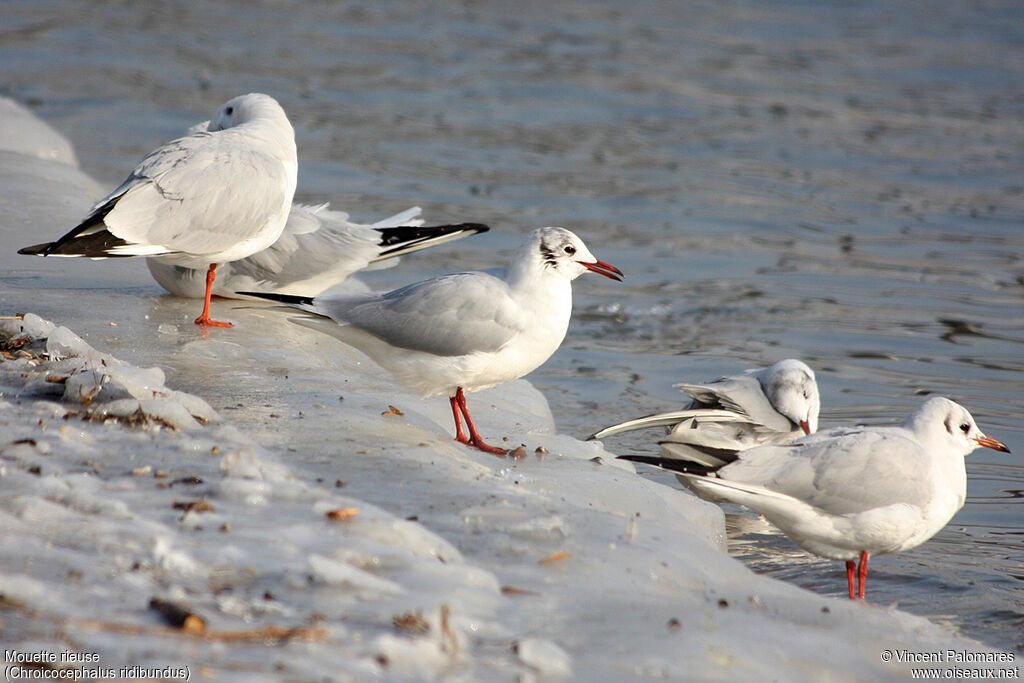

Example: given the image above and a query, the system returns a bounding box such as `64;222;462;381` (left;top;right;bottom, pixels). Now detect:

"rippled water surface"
3;0;1023;652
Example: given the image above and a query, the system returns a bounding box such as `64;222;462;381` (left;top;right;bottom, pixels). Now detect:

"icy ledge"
1;313;218;430
0;311;993;682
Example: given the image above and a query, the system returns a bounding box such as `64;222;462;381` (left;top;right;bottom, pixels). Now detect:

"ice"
515;637;574;680
0;96;1010;680
2;314;217;430
0;98;78;166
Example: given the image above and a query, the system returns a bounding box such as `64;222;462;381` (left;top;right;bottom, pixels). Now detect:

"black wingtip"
18;242;54;256
235;291;315;306
374;222;490;258
617;455;716;476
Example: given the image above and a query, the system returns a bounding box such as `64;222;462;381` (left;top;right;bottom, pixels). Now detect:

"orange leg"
857;551;869;600
846;560;856;600
193;263;234;327
451;387;507;456
450;395;470;445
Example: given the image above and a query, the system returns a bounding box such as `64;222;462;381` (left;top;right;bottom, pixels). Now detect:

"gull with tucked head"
591;359;820;468
19;93;298;327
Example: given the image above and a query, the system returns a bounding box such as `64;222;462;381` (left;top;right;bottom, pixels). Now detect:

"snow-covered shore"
0;98;1003;681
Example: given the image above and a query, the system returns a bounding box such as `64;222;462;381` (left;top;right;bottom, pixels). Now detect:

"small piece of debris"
667;617;682;631
535;446;548;456
131;465;152;476
219;523;231;533
173;500;215;515
509;445;527;460
149;597;207;634
334;479;346;488
539;551;572;566
501;586;537;596
381;405;404;416
717;599;729;609
393;611;430;635
325;507;359;520
154;470;169;479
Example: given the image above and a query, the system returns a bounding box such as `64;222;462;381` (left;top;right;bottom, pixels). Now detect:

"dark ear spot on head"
944;416;955;434
540;243;557;266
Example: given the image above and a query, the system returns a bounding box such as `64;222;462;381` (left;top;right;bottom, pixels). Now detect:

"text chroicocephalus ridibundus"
242;226;623;455
18;93;298;327
146;202;489;298
619;396;1009;600
590;359;820;468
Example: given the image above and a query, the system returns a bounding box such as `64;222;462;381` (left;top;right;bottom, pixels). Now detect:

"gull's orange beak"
800;420;812;435
579;260;624;281
974;433;1010;453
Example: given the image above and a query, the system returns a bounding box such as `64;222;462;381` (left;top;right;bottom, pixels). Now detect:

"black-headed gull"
242;227;623;454
18;93;298;327
146;203;489;298
620;396;1009;599
590;359;820;467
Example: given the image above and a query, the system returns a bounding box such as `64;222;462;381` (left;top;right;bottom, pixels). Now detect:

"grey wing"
320;272;522;356
101;131;290;255
723;430;932;515
221;204;380;288
679;375;795;433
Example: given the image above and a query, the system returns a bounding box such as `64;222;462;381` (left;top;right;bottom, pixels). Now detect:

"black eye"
960;423;970;434
225;106;234;116
564;245;576;255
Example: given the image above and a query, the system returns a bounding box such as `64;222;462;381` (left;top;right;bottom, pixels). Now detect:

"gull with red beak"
242;227;622;454
591;359;820;468
619;396;1010;600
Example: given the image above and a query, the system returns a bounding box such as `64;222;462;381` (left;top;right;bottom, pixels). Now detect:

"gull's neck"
504;246;569;295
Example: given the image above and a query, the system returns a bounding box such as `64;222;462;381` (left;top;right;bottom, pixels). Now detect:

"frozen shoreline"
0;98;1007;680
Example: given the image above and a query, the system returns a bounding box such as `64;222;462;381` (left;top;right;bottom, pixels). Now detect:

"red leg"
857;551;869;600
450;395;470;445
193;264;234;327
453;387;507;456
846;560;856;600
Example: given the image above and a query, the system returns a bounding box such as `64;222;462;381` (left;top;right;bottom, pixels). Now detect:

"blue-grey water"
3;0;1023;653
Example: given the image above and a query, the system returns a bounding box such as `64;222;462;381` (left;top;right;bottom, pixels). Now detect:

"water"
3;0;1023;656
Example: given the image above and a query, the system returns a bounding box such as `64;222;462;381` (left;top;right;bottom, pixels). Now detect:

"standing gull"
590;359;820;467
146;119;490;299
18;93;298;327
620;397;1009;599
243;227;623;454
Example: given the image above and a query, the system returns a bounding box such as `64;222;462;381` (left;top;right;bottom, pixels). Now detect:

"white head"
760;359;820;435
208;93;294;136
904;396;1009;457
515;227;623;283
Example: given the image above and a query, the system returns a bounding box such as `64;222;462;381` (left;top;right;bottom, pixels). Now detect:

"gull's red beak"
974;433;1011;453
579;260;624;281
800;420;812;435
